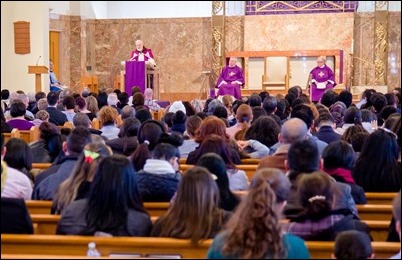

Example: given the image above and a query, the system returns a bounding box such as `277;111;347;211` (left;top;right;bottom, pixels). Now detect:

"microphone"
36;56;41;66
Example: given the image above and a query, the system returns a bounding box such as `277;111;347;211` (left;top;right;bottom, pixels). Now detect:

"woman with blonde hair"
151;166;231;245
52;143;112;214
207;168;310;259
85;95;99;117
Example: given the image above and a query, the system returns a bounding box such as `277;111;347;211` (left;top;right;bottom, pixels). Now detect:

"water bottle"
87;242;101;257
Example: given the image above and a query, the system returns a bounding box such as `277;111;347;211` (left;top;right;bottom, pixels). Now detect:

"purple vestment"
309;65;336;102
130;48;155;62
215;65;245;99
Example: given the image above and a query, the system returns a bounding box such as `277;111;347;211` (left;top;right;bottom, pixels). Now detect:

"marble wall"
88;18;212;101
244;13;354;87
50;11;400;101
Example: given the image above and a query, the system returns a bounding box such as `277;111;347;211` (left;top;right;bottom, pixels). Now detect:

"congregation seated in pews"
1;86;401;259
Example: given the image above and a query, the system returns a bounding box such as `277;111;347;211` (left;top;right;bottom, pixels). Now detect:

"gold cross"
318;71;325;77
229;71;235;77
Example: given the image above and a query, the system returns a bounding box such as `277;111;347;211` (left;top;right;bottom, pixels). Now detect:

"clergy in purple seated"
215;57;245;100
308;56;336;102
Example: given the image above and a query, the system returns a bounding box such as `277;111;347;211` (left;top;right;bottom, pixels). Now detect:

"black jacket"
1;197;33;234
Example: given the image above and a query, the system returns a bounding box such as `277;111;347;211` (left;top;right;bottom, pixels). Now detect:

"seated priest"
215;57;244;100
308;56;336;103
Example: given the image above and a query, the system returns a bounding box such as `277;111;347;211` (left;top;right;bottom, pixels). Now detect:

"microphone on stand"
36;56;41;66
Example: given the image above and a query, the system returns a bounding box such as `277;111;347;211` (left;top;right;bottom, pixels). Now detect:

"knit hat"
169;101;186;114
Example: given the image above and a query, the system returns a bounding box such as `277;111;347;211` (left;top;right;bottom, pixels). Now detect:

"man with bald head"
257;118;307;171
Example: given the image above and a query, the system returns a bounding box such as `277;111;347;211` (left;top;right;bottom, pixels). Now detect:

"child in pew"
56;155;152;237
333;230;374;259
207;168;310;259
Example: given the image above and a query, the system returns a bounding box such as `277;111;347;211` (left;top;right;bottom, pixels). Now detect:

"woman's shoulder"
283;233;310;259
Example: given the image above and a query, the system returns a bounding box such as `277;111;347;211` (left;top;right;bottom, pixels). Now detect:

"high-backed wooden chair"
115;115;123;127
3;128;20;144
19;126;39;144
91;118;100;130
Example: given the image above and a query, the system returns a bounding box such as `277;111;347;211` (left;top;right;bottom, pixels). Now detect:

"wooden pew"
19;126;39;143
1;235;399;259
31;163;52;171
143;202;169;217
179;158;261;165
365;192;397;205
26;200;52;215
30;215;159;235
0;234;212;258
180;164;257;182
305;241;400;259
357;204;393;221
31;214;61;235
363;220;391;242
26;201;169;218
3;128;20;144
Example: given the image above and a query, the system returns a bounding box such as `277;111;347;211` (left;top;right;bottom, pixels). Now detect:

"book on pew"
145;254;181;259
108;253;142;258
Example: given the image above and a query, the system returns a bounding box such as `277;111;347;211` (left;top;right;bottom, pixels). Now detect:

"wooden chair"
152;109;164;121
91;118;100;130
18;126;39;144
3;128;20;144
357;204;393;221
115;115;123;127
365;192;397;205
0;234;212;258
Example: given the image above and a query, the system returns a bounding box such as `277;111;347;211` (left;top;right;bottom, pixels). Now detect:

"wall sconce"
217;42;222;57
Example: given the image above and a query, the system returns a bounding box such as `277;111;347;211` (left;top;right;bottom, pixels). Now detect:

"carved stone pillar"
374;1;388;86
211;1;225;91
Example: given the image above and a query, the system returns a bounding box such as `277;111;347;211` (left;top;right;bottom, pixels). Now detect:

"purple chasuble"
215;65;245;99
309;65;336;102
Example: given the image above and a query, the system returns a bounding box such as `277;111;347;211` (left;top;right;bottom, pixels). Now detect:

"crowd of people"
1;81;401;258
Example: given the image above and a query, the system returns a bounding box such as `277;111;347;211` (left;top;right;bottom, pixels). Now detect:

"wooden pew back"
1;235;399;259
365;192;397;205
19;126;39;143
1;234;211;258
179;164;257;182
26;201;169;218
357;204;393;221
3;129;20;144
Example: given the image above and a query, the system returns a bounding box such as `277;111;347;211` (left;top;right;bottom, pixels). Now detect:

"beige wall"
1;1;49;94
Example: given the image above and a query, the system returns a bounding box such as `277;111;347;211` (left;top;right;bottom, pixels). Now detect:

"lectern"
28;65;48;92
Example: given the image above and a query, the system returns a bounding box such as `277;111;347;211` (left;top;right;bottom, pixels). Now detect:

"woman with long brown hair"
151;166;231;245
207;168;310;259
